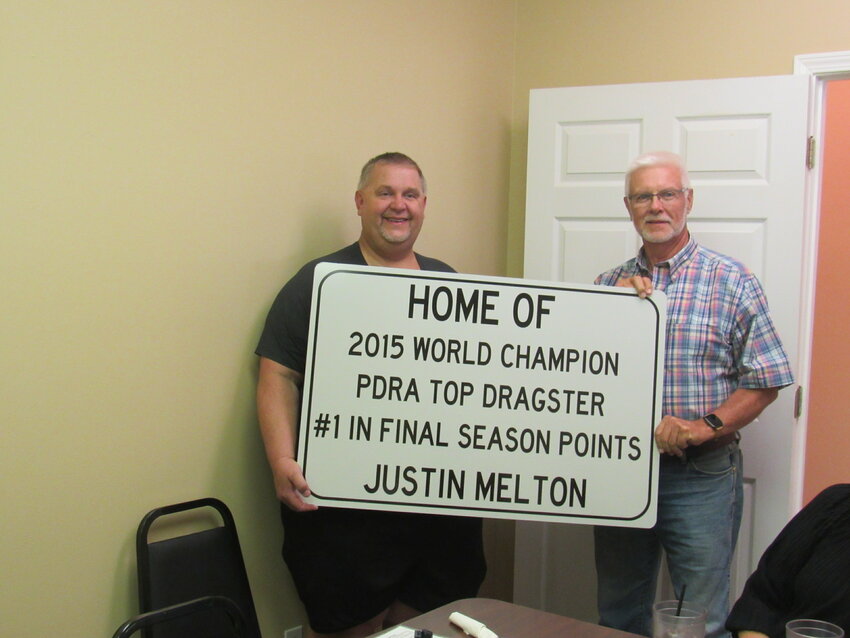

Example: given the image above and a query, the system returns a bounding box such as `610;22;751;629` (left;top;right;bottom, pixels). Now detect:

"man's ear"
354;190;364;212
623;197;634;220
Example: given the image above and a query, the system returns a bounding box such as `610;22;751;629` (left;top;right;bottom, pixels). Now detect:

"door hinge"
806;136;816;170
794;385;804;419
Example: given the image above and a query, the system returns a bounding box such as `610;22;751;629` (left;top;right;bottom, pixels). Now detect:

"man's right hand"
616;275;653;298
273;456;318;512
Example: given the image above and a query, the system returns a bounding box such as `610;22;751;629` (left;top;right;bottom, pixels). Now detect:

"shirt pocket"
667;318;731;369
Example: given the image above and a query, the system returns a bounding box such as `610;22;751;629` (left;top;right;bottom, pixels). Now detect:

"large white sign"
298;263;665;527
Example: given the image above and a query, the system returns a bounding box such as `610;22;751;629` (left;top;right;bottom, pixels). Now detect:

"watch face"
704;414;724;430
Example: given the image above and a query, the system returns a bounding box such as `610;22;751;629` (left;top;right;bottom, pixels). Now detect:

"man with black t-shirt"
255;152;485;638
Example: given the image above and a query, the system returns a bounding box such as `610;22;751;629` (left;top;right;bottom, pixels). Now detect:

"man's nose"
390;194;407;209
648;194;665;210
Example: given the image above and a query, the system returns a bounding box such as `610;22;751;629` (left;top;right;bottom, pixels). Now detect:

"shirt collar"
636;235;697;276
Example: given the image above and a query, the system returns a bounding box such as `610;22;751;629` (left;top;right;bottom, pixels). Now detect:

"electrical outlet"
284;625;303;638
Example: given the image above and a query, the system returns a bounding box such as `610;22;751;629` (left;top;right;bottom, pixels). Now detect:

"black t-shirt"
726;484;850;638
255;242;454;374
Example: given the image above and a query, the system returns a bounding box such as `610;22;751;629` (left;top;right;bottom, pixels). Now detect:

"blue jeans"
594;444;743;638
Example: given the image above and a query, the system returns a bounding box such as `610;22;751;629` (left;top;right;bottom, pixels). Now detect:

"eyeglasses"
627;188;689;206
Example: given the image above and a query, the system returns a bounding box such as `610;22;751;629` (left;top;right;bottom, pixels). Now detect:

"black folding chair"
136;497;262;638
111;596;245;638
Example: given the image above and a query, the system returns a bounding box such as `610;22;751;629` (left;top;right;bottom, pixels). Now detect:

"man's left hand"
654;415;715;457
615;275;653;298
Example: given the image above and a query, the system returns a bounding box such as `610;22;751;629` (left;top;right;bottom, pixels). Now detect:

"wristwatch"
703;413;725;432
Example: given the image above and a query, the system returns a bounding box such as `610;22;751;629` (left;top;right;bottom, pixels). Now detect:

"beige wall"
0;2;514;637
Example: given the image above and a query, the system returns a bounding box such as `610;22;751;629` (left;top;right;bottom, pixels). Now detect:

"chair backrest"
112;596;246;638
136;498;262;638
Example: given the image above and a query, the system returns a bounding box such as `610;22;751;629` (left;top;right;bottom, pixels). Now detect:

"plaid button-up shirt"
595;236;794;420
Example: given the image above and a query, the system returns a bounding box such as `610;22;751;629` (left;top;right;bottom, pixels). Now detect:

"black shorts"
280;506;486;633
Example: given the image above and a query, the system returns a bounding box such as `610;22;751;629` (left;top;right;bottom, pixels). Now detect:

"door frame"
791;50;850;510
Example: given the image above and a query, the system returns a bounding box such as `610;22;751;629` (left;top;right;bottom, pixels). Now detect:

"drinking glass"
652;600;707;638
786;619;844;638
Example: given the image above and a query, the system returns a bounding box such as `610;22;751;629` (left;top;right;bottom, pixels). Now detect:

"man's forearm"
256;358;303;469
656;386;781;455
709;386;779;435
256;358;317;510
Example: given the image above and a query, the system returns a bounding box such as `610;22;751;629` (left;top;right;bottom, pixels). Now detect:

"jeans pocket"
690;448;736;476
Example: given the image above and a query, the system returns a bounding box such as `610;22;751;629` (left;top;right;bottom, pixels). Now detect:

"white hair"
624;151;691;196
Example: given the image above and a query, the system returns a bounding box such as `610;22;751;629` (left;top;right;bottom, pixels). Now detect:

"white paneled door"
518;75;809;618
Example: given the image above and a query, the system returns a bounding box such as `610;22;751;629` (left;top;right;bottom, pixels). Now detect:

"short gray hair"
357;152;427;193
624;151;691;196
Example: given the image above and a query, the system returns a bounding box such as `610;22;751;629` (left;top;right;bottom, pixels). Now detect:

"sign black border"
300;266;663;522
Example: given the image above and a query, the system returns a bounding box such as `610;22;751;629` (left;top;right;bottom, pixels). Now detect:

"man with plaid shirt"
593;151;794;638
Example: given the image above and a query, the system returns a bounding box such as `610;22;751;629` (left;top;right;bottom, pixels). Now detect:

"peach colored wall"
804;78;850;502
